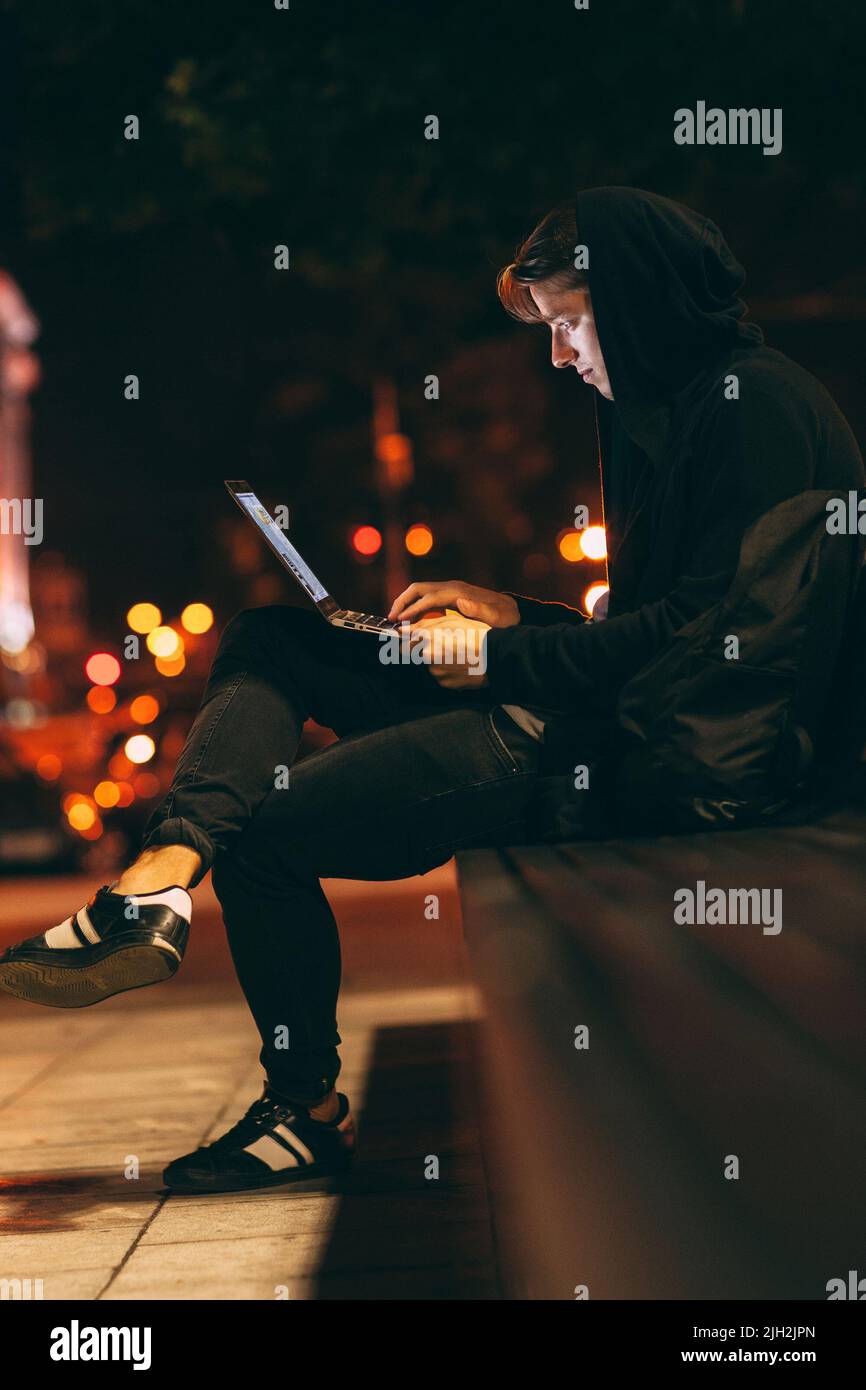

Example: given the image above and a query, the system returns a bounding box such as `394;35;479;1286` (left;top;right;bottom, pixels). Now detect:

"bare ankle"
115;846;202;895
308;1089;339;1123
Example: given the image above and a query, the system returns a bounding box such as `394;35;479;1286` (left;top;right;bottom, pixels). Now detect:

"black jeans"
142;605;545;1104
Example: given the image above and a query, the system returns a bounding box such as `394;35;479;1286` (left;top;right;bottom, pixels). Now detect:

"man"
1;187;863;1193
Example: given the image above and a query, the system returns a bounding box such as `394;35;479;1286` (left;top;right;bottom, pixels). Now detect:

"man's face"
530;282;613;400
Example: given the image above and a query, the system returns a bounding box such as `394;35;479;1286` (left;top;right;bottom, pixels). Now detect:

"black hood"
576;187;763;461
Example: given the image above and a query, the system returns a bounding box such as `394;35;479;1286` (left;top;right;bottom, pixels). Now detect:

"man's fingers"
390;591;444;620
390;586;458;620
398;600;446;621
387;583;424;619
389;581;463;619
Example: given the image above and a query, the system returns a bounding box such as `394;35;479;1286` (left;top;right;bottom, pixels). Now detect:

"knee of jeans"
219;604;281;646
213;830;294;901
217;604;309;660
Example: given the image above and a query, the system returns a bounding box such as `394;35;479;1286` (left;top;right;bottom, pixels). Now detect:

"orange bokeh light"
35;753;62;781
85;652;121;686
87;685;117;714
155;653;186;677
130;694;160;724
68;801;97;831
94;780;121;809
181;603;214;635
127;603;162;634
405;524;433;557
558;531;585;563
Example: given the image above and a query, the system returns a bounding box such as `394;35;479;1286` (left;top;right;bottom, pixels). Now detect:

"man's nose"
551;330;574;369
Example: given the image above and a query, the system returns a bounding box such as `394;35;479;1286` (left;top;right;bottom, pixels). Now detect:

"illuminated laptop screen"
233;491;328;604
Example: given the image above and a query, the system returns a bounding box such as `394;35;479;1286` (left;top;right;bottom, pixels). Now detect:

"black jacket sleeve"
485;387;816;714
503;590;587;627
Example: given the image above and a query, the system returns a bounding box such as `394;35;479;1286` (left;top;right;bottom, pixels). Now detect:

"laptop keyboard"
340;611;399;629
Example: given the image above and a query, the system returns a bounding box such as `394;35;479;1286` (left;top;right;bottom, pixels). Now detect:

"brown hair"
497;201;588;323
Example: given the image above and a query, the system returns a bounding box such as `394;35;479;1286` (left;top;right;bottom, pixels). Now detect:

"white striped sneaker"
0;884;191;1008
163;1087;357;1194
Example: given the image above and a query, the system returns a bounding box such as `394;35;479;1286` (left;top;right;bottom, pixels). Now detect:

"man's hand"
388;580;520;628
408;614;491;689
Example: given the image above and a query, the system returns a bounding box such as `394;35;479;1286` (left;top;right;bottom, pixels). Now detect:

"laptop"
225;479;401;635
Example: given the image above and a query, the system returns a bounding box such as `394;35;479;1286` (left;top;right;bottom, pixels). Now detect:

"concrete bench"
457;794;866;1299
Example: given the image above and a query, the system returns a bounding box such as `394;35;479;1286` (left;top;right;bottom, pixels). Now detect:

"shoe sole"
162;1153;356;1195
0;941;181;1008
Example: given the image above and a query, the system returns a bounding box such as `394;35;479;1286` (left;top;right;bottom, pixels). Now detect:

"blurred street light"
85;651;121;686
146;626;183;658
405;524;433;556
127;602;162;634
130;694;160;724
584;582;610;616
558;531;584;563
180;603;213;634
351;525;382;557
579;525;607;560
86;686;116;713
124;734;155;764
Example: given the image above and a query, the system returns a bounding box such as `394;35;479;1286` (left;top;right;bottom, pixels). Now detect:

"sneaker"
0;885;191;1008
163;1088;357;1194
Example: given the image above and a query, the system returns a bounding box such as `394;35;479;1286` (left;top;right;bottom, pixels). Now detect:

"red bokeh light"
352;525;382;557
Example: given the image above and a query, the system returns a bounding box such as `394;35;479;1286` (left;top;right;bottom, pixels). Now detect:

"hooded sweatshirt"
484;187;865;776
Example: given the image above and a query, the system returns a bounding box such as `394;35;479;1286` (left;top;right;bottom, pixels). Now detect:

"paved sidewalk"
0;867;499;1300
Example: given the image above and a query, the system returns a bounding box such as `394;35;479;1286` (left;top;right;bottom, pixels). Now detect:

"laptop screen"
231;489;329;604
